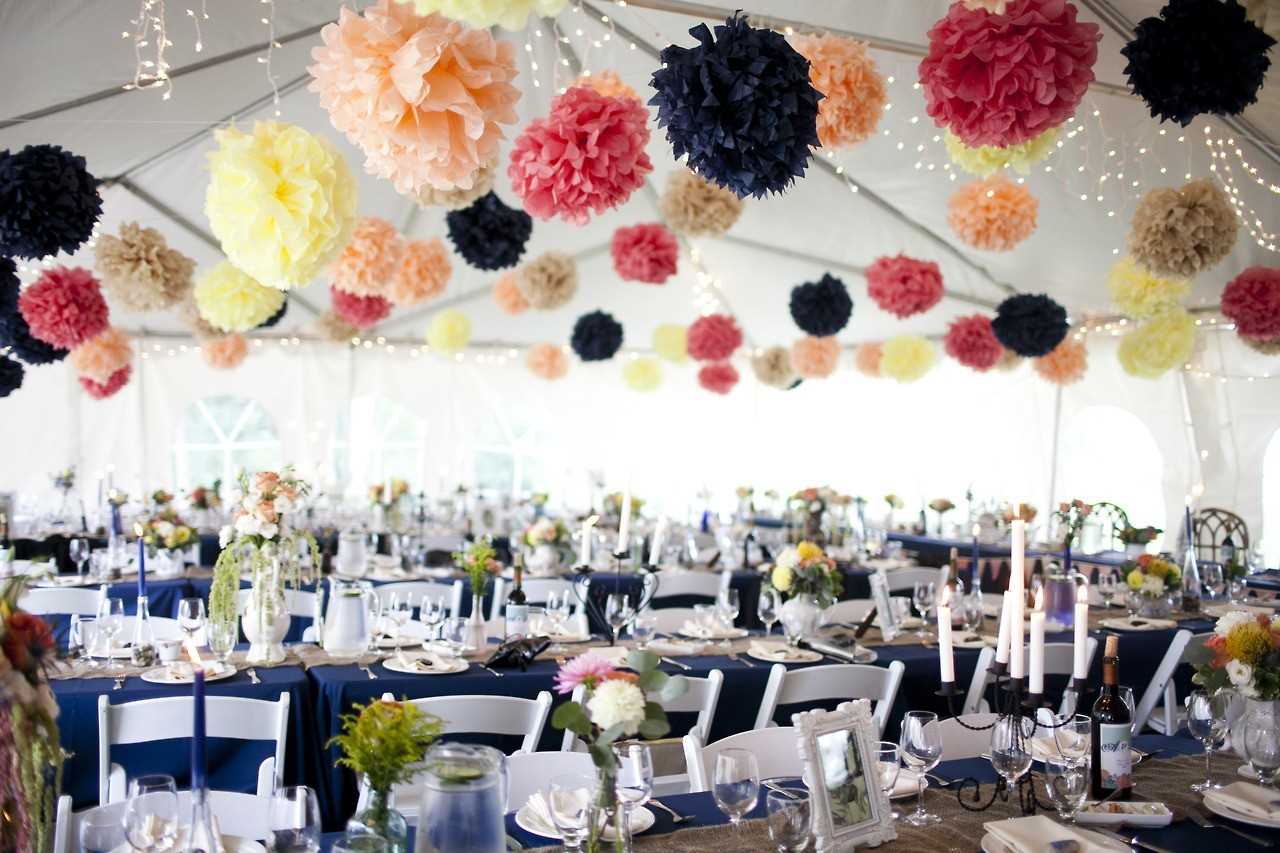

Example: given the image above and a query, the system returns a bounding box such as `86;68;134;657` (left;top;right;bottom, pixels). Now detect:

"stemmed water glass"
758;587;780;637
990;715;1034;788
1201;562;1225;601
605;594;632;646
877;741;902;820
1243;712;1280;786
912;582;935;641
717;589;741;631
712;748;760;830
630;612;657;649
69;614;96;668
960;589;984;636
1186;688;1233;791
177;598;206;647
1053;714;1091;765
1098;574;1118;608
544;591;569;654
268;785;321;852
548;772;597;853
69;537;90;579
615;743;654;848
123;774;179;852
386;591;412;659
899;710;943;826
765;788;811;852
96;597;124;656
419;594;445;644
208;618;236;666
1044;757;1089;823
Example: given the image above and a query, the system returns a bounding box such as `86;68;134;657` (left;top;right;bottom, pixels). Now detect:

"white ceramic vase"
243;593;290;664
527;544;560;576
464;593;487;652
779;594;823;646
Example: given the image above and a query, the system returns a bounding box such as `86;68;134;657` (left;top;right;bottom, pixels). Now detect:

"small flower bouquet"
1124;554;1181;616
769;541;843;608
524;517;570;549
1054;499;1093;550
1001;503;1038;525
1119;524;1161;546
188;481;222;511
142;507;197;552
151;489;174;507
106;489;129;508
1188;611;1280;700
369;479;410;507
454;539;502;599
884;493;904;511
927;498;954;515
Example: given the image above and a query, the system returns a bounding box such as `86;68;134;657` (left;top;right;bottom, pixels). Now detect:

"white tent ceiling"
1;0;1278;352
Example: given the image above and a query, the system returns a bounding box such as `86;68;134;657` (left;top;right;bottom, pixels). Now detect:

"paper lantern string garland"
446;192;532;271
570;311;624;362
790;274;853;336
991;293;1069;358
0;143;103;260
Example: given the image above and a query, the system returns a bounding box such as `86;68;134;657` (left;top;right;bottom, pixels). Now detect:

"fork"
112;675;125;691
247;667;261;685
1186;806;1274;847
358;662;379;680
481;664;504;678
648;799;694;824
725;647;754;668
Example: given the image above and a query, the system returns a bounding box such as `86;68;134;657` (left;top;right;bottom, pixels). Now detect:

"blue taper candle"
1184;504;1193;547
134;524;147;599
192;666;206;790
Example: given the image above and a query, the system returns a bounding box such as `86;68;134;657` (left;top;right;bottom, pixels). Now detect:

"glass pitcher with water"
415;744;508;853
1044;560;1086;628
323;578;376;655
337;527;369;577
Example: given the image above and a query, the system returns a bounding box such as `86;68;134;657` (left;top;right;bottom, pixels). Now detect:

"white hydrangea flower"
586;680;647;736
1215;611;1256;637
1226;659;1254;689
155;521;175;538
775;547;800;571
259;522;279;540
241;495;258;512
274;495;292;514
1141;576;1165;595
234;514;260;537
218;526;232;548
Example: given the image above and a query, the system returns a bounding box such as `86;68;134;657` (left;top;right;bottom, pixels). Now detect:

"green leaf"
627;649;659;673
597;723;627;745
588;742;617;770
659;674;689;703
636;669;668;693
552;702;592;737
639;717;670;740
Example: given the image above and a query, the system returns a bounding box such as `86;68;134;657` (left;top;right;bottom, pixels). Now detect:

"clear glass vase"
348;784;408;853
585;764;625;853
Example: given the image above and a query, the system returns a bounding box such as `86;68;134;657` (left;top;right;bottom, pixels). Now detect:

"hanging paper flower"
880;335;937;383
0;312;66;365
178;296;219;341
789;274;854;336
18;266;109;349
399;0;568;31
1121;0;1275;126
1128;179;1238;279
576;70;639;103
698;361;739;394
658;170;743;238
854;342;883;377
687;314;743;362
652;324;688;363
791;34;886;148
751;346;797;389
996;350;1024;371
446;192;532;270
203;334;249;370
0;143;103;260
517;252;578;310
0;257;15;316
389;238;451;307
94;222;195;312
1221;266;1280;339
309;0;520;196
961;0;1011;11
508;86;652;225
1118;306;1196;378
1107;257;1190;319
650;14;822;199
992;293;1069;357
526;342;569;380
944;315;1004;371
943;128;1059;177
1241;335;1280;356
70;327;133;384
0;355;23;398
570;311;623;362
948;176;1038;251
331;285;392;330
622;357;663;392
918;0;1100;148
790;336;841;378
425;308;472;353
492;271;528;315
866;255;944;318
611;224;678;284
331;217;405;298
415;161;496;211
193;262;287;333
1034;338;1088;385
205;121;358;290
256;301;288;330
315;311;358;345
80;364;131;400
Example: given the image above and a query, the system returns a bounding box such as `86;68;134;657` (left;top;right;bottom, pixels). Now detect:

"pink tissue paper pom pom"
866;254;944;318
389;238;451;306
70;327;133;384
203;334;248;370
854;342;883;377
918;0;1100;148
1221;266;1280;340
80;364;131;400
790;336;841;378
944;314;1005;371
947;176;1038;251
508;86;653;225
493;271;529;315
611;223;678;284
698;361;739;394
331;217;404;298
18;265;109;349
526;342;569;380
686;313;743;362
331;285;393;330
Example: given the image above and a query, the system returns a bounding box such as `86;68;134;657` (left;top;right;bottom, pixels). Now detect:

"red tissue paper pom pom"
611;223;678;284
866;254;944;318
508;86;653;225
918;0;1101;148
944;314;1005;371
331;284;392;330
1221;266;1280;340
686;313;743;361
18;265;109;349
80;364;131;400
698;360;739;394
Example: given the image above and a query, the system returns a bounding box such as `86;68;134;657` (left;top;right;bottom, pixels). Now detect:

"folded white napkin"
1205;782;1280;820
748;640;807;661
984;815;1126;853
593;646;630;666
889;769;923;798
525;791;561;835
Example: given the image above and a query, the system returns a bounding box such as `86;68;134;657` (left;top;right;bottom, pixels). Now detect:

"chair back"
754;661;904;735
494;577;578;609
1193;508;1249;561
505;751;596;810
1146;631;1214;734
55;791;273;853
881;568;941;594
650;570;729;604
966;641;1097;716
925;713;1001;760
372;580;464;617
821;598;874;625
962;647;997;714
1133;629;1192;734
682;728;800;793
18;585;106;616
561;670;723;752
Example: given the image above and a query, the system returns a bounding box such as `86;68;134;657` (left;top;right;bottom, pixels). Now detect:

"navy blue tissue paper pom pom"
790;273;853;336
256;300;288;330
446;192;533;271
0;144;103;260
0;354;23;398
992;293;1069;358
570;310;624;362
0;266;68;365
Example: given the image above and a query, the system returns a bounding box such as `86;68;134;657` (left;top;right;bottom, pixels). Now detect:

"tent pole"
1046;384;1063;533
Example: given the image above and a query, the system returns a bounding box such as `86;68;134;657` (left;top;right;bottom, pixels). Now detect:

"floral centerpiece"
928;497;955;534
523;518;570;574
370;479;410;534
1000;503;1038;525
0;578;63;852
188;481;222;511
790;486;850;543
603;492;644;518
454;540;502;649
1054;499;1092;554
1124;553;1181;617
151;489;174;507
141;507;197;576
1188;610;1280;762
551;650;687;852
1119;524;1160;556
769;541;843;643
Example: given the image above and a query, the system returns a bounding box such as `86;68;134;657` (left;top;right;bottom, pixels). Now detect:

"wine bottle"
1090;635;1132;800
506;556;528;638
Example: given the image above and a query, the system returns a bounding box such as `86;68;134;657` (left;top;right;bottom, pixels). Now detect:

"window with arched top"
1263;427;1280;567
175;396;281;489
330;395;427;493
472;410;550;496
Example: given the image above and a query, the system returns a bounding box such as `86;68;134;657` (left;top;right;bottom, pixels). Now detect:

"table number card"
869;572;900;641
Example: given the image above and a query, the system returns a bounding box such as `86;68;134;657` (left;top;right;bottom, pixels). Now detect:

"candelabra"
571;552;659;645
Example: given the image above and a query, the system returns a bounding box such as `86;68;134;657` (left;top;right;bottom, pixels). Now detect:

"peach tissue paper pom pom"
331;285;392;330
1220;266;1280;340
1034;338;1087;385
698;361;739;395
944;315;1004;371
790;336;841;379
526;342;569;380
203;334;248;370
492;271;529;315
70;327;133;384
81;364;131;400
866;254;944;318
790;33;886;148
611;223;678;284
576;70;640;103
331;217;405;298
389;238;451;306
508;86;653;225
948;176;1038;251
687;313;743;362
18;266;109;349
854;342;883;377
309;0;520;196
880;335;937;383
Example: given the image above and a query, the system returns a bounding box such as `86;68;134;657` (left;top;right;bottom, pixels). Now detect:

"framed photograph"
868;572;899;641
792;699;896;852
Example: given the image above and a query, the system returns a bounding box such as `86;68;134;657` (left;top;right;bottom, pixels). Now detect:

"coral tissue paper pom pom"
446;192;533;271
881;335;937;383
948;176;1038;251
0;143;103;260
992;293;1069;357
331;285;392;330
194;262;287;333
332;217;405;298
918;0;1100;148
623;357;663;391
1034;338;1088;385
203;334;248;370
790;33;886;148
1107;257;1189;319
612;224;678;284
401;0;569;31
790;336;841;379
752;346;797;389
570;310;624;361
492;271;528;315
389;238;451;307
518;252;578;310
425;308;472;353
509;86;653;225
854;342;883;377
309;0;520;196
525;342;569;380
1128;179;1237;279
944;315;1004;371
659;171;743;238
205;121;357;290
70;327;133;384
18;266;109;349
1221;266;1280;340
698;361;739;394
81;364;131;400
866;255;944;319
1118;306;1196;378
94;222;195;312
687;313;743;361
652;324;688;363
790;274;853;336
0;354;23;398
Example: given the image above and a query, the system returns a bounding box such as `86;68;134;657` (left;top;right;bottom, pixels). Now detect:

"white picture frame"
869;572;899;642
793;699;897;852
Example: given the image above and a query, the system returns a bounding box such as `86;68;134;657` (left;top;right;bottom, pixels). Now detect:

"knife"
1092;826;1177;853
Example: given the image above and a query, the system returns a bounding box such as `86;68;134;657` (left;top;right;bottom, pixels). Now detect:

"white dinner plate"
979;828;1127;853
381;652;469;676
1098;617;1178;631
140;661;236;684
644;639;704;656
952;632;994;649
1204;603;1273;618
1203;790;1280;829
747;641;822;664
677;625;749;641
515;804;654;841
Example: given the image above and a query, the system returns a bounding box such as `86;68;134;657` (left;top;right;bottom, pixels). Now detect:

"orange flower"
605;671;640;684
256;501;279;524
254;471;280;493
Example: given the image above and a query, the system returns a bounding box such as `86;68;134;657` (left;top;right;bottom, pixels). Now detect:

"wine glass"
123;774;179;852
960;589;984;636
386;591;412;657
331;835;390;853
1125;590;1140;620
717;588;741;630
605;593;632;645
1098;573;1118;608
877;741;902;820
1044;757;1088;823
615;743;654;847
912;582;935;641
70;615;96;668
765;788;811;852
990;715;1033;787
419;594;445;643
1186;688;1232;791
440;617;468;659
899;710;942;826
177;598;206;647
548;772;597;853
543;591;569;654
1118;687;1136;724
630;612;657;649
1053;714;1091;764
69;537;90;579
268;785;321;852
78;808;125;853
712;748;760;829
758;587;779;637
208;618;237;665
96;597;124;656
1243;713;1280;786
1201;562;1225;601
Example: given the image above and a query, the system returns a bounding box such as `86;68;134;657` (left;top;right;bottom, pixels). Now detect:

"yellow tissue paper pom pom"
622;357;662;392
193;261;286;333
403;0;568;30
943;128;1058;177
771;564;793;593
1107;257;1190;319
425;308;471;353
1118;306;1196;379
205;121;358;290
652;323;688;363
880;335;936;383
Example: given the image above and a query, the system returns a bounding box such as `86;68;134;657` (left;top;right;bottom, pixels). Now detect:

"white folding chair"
97;692;290;806
821;598;874;625
55;791;272;853
650;570;730;605
1146;630;1211;734
505;751;597;810
487;577;507;622
682;728;801;793
925;713;1001;760
644;607;700;636
371;580;464;617
881;568;941;594
754;661;905;736
962;647;997;714
18;585;105;615
1132;629;1192;734
966;640;1098;717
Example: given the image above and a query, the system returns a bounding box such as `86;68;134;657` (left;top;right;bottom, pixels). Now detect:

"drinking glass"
1044;757;1088;822
605;594;632;644
177;598;206;646
877;741;902;820
543;591;569;653
630;612;657;649
1201;562;1225;600
419;594;445;642
1228;577;1248;604
1118;687;1136;723
386;591;412;655
268;785;321;852
331;834;390;853
208;618;237;665
712;748;760;829
899;710;942;826
69;537;90;578
1243;715;1280;786
548;772;597;853
1098;573;1118;608
123;774;179;852
96;597;124;654
717;588;741;630
69;614;95;667
1125;590;1140;620
990;715;1033;787
912;582;935;640
440;617;468;658
1186;688;1232;791
765;788;811;852
960;589;984;635
615;743;654;848
758;587;780;637
1053;714;1091;764
693;603;720;637
78;809;125;853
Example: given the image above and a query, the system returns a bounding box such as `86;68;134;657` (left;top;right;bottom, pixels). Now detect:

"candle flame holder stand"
571;552;659;646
